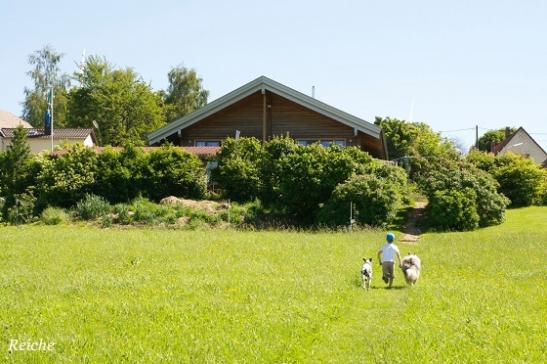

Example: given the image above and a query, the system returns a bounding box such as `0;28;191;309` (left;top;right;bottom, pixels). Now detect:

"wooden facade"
170;91;385;158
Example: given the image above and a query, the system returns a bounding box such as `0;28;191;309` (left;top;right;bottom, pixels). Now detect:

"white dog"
361;258;373;290
401;253;421;286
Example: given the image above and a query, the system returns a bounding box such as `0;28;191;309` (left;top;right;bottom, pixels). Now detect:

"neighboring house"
148;76;388;159
0;109;32;128
0;128;96;153
492;127;547;166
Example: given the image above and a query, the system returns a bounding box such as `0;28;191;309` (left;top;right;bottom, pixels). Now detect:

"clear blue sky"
1;0;546;150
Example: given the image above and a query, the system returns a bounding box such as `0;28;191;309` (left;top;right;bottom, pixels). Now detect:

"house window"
297;139;346;147
195;140;220;147
297;139;315;146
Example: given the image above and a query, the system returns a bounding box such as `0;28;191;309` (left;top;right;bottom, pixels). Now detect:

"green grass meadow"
0;207;545;363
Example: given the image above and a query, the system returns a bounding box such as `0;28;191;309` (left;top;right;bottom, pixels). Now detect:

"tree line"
21;45;208;146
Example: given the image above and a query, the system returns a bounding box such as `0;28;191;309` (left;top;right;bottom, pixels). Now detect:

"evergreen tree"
0;125;33;206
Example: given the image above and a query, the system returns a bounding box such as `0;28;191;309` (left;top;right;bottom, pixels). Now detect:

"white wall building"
492;127;547;166
0;128;96;153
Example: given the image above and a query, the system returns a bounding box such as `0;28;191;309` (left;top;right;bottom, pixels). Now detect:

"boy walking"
377;232;402;288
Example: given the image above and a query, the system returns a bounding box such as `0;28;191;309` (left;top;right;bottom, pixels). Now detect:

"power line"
438;126;547;135
438;127;475;133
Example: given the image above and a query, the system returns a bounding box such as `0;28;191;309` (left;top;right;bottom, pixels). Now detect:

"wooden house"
148;76;388;159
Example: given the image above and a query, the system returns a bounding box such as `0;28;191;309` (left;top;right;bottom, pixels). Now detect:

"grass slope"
0;207;545;363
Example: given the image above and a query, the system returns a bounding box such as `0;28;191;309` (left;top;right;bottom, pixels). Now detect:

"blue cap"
386;232;395;242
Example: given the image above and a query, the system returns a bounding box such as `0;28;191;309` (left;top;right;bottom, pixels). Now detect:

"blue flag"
44;88;52;135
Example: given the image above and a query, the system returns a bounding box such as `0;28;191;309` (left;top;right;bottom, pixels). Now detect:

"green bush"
200;137;381;224
494;155;544;207
425;188;480;231
94;146;146;203
142;146;206;201
6;192;36;225
318;174;403;227
213;138;263;202
260;136;299;204
466;149;497;173
274;144;373;224
131;197;176;224
113;203;132;225
40;207;69;225
35;144;98;208
75;194;111;220
0;126;34;199
417;160;509;228
471;169;510;226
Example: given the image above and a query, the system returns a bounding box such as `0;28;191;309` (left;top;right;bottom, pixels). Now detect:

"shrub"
494;154;544;207
94;146;146;203
374;117;459;177
471;168;510;226
142;146;206;201
274;144;375;224
131;197;176;224
260;136;299;204
5;192;36;225
0;125;33;198
425;188;480;231
466;149;497;173
75;194;111;220
40;207;69;225
35;144;98;208
213;138;263;202
417;160;509;229
113;203;132;225
317;174;403;227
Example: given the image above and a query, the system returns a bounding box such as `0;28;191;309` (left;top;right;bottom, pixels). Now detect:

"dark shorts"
382;261;394;279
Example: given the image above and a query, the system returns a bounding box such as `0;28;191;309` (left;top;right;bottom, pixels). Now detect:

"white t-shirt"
381;243;400;262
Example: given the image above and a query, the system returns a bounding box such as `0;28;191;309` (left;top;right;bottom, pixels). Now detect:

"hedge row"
467;150;547;207
213;136;410;226
0;142;206;222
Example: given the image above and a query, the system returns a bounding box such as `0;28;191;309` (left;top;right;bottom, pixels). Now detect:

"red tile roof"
52;146;220;157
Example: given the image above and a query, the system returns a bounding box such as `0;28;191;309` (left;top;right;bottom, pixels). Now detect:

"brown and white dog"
361;258;373;290
401;253;422;285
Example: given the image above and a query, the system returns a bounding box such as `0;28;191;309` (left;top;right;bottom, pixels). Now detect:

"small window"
297;139;315;146
296;139;346;147
320;140;332;148
195;140;220;147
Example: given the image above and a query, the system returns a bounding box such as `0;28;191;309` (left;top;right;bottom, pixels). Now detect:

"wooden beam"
262;89;267;141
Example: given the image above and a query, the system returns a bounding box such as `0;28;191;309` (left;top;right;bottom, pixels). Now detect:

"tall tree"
477;128;516;152
67;56;166;146
375;117;458;160
22;45;70;128
162;66;208;122
375;117;459;177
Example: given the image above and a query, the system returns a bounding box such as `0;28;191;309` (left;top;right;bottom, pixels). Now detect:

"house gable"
496;127;547;165
148;76;381;145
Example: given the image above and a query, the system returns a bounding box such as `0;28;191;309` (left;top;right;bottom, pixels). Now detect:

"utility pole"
475;125;479;149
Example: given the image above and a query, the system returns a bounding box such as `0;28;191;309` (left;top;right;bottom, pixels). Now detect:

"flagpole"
50;86;54;152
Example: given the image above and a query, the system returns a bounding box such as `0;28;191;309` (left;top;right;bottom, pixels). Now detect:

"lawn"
0;207;545;363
